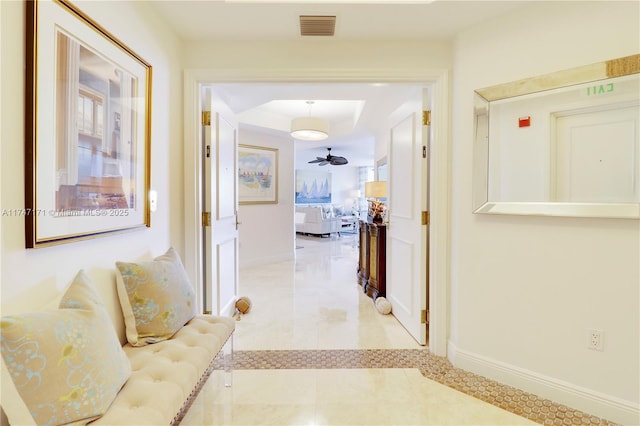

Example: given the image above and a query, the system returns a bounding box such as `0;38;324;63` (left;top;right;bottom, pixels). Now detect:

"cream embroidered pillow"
0;271;130;426
115;247;197;346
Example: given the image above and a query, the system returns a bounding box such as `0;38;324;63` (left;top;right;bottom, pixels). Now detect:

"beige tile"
182;369;537;426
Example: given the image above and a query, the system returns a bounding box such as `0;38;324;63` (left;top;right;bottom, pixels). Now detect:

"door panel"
387;95;428;345
391;121;414;218
203;88;239;316
218;238;237;315
217;115;237;219
388;236;414;313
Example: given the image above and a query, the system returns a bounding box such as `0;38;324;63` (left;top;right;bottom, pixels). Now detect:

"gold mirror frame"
473;54;640;219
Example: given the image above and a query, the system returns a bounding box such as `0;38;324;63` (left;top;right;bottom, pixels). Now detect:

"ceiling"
150;1;530;42
213;82;424;166
149;1;531;167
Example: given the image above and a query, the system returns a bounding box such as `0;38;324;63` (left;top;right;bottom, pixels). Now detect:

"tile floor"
180;233;614;426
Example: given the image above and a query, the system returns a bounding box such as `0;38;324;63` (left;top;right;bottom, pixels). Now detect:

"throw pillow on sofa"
115;247;197;346
0;270;131;426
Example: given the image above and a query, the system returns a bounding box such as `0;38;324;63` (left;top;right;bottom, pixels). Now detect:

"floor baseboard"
448;341;639;425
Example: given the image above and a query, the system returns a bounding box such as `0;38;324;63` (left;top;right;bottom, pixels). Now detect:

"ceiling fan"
308;148;349;166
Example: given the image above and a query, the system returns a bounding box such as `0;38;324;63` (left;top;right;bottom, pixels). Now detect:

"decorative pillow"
0;271;131;426
115;247;196;346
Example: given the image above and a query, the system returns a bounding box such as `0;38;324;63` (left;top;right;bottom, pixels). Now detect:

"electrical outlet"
587;329;604;351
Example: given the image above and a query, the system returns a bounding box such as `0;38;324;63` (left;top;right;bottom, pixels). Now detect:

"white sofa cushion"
0;271;130;426
115;248;197;346
295;206;341;235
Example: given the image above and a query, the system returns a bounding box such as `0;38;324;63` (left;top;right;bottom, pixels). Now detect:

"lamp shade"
365;181;387;199
290;117;329;141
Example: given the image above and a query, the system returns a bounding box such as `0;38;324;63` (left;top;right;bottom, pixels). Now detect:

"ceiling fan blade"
309;148;347;166
330;156;348;165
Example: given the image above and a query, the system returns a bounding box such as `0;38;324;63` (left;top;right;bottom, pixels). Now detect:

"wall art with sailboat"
295;170;332;204
239;144;278;204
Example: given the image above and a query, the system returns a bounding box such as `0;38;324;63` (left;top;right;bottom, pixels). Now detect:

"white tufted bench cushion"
89;315;235;425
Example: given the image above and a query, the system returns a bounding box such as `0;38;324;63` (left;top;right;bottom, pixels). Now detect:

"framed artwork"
295;170;332;204
238;144;278;204
25;0;152;248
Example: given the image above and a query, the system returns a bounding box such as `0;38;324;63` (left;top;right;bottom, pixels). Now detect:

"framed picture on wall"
24;0;152;248
238;144;278;204
295;170;332;204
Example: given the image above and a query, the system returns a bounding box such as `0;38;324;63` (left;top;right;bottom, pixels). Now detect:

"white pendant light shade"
290;116;329;141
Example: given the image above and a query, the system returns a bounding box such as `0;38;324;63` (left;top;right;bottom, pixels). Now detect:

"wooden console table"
357;221;386;300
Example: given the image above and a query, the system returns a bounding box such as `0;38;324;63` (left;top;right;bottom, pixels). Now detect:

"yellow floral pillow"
115;247;197;346
0;271;130;426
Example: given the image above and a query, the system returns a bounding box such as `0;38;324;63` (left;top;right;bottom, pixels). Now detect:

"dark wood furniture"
357;221;369;289
357;221;386;300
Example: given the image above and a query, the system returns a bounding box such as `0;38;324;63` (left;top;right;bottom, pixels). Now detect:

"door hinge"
202;211;211;227
202;111;211;126
206;145;211;158
421;309;429;324
421;211;430;225
422;145;427;158
422;110;431;126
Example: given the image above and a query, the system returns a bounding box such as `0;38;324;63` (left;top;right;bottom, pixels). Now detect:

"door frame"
183;68;451;357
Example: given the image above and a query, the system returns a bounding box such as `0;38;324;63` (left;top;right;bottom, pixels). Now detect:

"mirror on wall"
473;55;640;219
377;156;388;182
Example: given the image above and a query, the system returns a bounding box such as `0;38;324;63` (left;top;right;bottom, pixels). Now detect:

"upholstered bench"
1;248;235;426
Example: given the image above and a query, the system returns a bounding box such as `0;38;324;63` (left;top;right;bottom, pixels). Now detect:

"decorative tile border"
208;349;617;426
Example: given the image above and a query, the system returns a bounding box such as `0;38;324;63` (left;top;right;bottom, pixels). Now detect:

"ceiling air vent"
300;15;336;36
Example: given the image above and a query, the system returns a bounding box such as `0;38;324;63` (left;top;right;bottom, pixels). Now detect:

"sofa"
295;205;341;237
0;248;235;426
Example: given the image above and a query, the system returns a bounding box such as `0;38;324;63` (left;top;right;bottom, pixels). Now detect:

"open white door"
386;88;430;345
202;87;239;316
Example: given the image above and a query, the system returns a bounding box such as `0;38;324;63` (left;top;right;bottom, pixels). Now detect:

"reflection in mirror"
473;55;640;219
377;156;388;182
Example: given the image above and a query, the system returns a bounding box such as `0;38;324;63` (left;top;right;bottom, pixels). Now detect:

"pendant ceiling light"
290;101;329;141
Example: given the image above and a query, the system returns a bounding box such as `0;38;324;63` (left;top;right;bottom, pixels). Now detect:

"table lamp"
365;181;387;223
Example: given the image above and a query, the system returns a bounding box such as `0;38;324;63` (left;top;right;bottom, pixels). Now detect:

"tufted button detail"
88;315;234;425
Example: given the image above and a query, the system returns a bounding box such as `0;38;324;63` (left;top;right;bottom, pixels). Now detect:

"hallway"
179;234;540;425
234;233;422;351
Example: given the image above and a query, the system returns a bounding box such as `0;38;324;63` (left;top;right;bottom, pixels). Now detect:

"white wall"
183;39;451;73
0;0;183;313
238;128;295;268
450;2;639;424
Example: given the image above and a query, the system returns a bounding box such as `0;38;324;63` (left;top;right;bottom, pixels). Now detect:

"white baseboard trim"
447;341;640;425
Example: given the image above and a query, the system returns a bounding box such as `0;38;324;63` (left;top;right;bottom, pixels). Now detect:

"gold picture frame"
238;144;278;204
25;0;152;247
